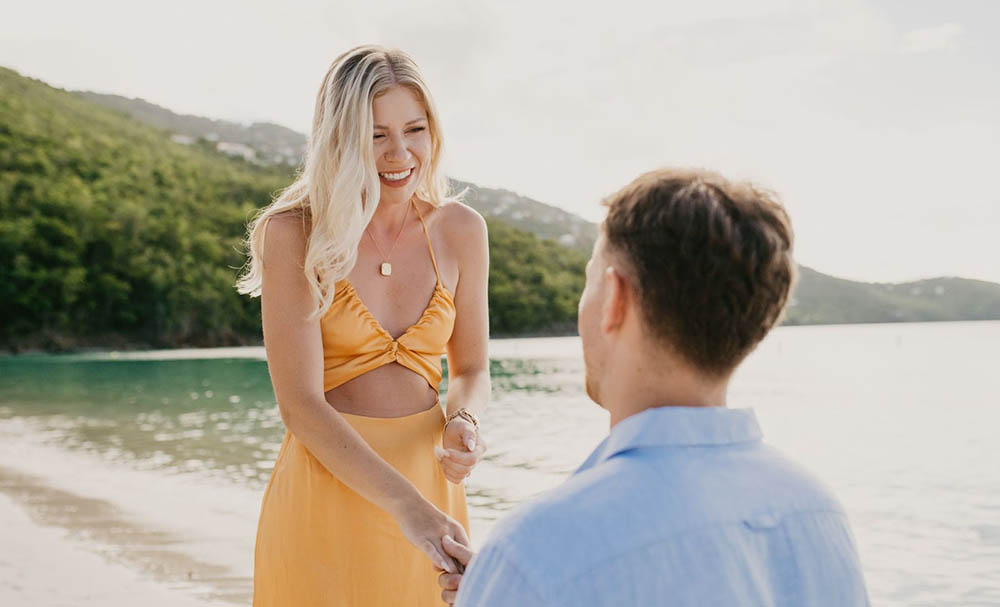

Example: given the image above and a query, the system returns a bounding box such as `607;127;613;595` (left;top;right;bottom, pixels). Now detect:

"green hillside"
784;267;1000;325
0;67;586;351
455;179;598;252
75;90;305;166
486;218;586;334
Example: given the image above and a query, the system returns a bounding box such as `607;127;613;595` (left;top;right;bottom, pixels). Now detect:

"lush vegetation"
0;67;586;351
487;218;586;334
1;67;288;350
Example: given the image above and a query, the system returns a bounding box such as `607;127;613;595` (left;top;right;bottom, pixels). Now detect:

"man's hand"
438;534;476;605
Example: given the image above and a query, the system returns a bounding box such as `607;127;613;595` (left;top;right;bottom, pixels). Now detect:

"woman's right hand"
395;498;471;574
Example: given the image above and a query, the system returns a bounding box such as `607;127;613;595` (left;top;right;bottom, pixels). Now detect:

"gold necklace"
364;201;411;276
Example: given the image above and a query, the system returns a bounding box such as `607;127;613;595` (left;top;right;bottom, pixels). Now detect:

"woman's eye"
373;134;385;140
407;127;426;134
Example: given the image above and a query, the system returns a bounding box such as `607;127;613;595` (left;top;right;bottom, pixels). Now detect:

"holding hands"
395;408;485;575
438;535;475;605
395;497;471;575
436;409;487;484
393;408;484;576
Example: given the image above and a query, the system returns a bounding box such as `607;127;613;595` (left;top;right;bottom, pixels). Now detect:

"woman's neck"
369;197;413;234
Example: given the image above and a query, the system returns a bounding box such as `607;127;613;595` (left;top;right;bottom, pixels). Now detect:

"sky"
2;0;998;283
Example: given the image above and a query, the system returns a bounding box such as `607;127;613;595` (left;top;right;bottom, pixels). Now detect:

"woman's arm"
260;213;467;570
439;206;491;482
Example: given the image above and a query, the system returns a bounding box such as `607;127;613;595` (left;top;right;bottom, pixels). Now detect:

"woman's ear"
600;266;629;334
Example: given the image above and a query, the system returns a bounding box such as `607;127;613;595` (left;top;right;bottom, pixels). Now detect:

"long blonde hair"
236;45;457;318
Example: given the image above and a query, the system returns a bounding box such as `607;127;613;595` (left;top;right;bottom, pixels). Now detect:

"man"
439;168;868;605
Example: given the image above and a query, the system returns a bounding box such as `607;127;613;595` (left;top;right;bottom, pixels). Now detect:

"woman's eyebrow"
373;117;428;129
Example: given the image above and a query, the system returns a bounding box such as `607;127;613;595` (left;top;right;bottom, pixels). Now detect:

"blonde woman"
237;46;490;606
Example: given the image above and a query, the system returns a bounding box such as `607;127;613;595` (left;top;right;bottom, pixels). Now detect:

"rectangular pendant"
380;262;392;276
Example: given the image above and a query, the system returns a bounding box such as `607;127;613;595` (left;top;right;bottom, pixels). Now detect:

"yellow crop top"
320;200;456;392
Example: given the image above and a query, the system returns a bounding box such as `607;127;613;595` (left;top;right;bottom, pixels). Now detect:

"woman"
236;46;490;606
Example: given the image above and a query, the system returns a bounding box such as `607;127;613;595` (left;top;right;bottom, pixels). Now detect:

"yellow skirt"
252;403;469;607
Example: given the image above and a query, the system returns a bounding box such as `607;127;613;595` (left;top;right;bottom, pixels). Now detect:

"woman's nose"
384;133;409;162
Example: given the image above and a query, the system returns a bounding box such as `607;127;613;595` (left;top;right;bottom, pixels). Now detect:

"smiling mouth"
378;168;414;182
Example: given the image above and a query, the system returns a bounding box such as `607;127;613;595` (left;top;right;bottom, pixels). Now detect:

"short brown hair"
602;168;796;376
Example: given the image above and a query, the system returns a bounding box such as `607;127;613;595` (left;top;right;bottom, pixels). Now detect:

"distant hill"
4;66;999;355
457;185;1000;325
75;91;306;166
0;66;586;351
784;268;1000;325
1;67;293;351
455;180;598;252
76;92;600;252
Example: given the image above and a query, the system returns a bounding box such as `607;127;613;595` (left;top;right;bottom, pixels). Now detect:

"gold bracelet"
445;408;479;429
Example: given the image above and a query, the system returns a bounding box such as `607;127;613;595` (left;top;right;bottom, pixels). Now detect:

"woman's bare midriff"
324;363;440;418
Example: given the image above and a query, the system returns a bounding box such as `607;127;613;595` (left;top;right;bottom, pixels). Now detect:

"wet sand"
0;422;257;606
0;487;238;607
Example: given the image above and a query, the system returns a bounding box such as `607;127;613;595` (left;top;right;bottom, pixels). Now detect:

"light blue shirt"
456;406;868;606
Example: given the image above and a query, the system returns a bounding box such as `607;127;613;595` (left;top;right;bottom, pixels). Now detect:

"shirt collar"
576;406;763;474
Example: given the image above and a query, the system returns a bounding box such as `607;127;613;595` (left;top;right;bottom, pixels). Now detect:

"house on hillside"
216;142;256;161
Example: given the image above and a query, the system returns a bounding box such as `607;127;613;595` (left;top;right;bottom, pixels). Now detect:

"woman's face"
371;85;432;206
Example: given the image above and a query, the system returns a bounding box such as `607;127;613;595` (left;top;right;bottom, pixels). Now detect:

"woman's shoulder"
433;200;487;238
261;210;311;266
268;209;312;238
431;202;488;273
269;208;310;226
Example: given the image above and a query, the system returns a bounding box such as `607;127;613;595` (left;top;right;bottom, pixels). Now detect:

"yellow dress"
253;200;468;606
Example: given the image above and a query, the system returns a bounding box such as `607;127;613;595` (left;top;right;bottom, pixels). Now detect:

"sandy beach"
0;491;223;607
0;417;258;606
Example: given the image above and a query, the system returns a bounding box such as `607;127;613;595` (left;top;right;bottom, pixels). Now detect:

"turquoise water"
0;357;284;484
0;355;599;494
1;321;999;606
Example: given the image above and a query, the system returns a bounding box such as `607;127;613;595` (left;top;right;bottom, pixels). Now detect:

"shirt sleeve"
454;541;553;607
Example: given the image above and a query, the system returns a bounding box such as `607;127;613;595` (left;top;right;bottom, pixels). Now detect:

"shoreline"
0;469;247;607
4;317;1000;357
0;419;259;606
0;491;219;607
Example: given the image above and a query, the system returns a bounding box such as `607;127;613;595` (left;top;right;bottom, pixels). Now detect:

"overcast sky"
3;0;998;283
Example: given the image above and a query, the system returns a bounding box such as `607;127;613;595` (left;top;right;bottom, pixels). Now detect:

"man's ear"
600;266;629;333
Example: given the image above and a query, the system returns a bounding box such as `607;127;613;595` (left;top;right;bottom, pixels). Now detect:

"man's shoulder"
464;436;866;606
477;456;658;583
743;442;847;512
480;441;849;578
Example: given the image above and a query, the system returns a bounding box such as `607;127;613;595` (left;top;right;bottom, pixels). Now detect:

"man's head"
578;168;796;406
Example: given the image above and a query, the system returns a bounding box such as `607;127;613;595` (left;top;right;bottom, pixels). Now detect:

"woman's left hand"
437;418;487;484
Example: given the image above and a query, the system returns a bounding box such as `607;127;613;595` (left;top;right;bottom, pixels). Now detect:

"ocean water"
1;321;998;605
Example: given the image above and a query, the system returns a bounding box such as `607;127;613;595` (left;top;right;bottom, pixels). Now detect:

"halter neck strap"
410;199;441;282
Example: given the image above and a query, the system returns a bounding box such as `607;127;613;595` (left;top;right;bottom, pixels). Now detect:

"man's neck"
601;341;730;428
